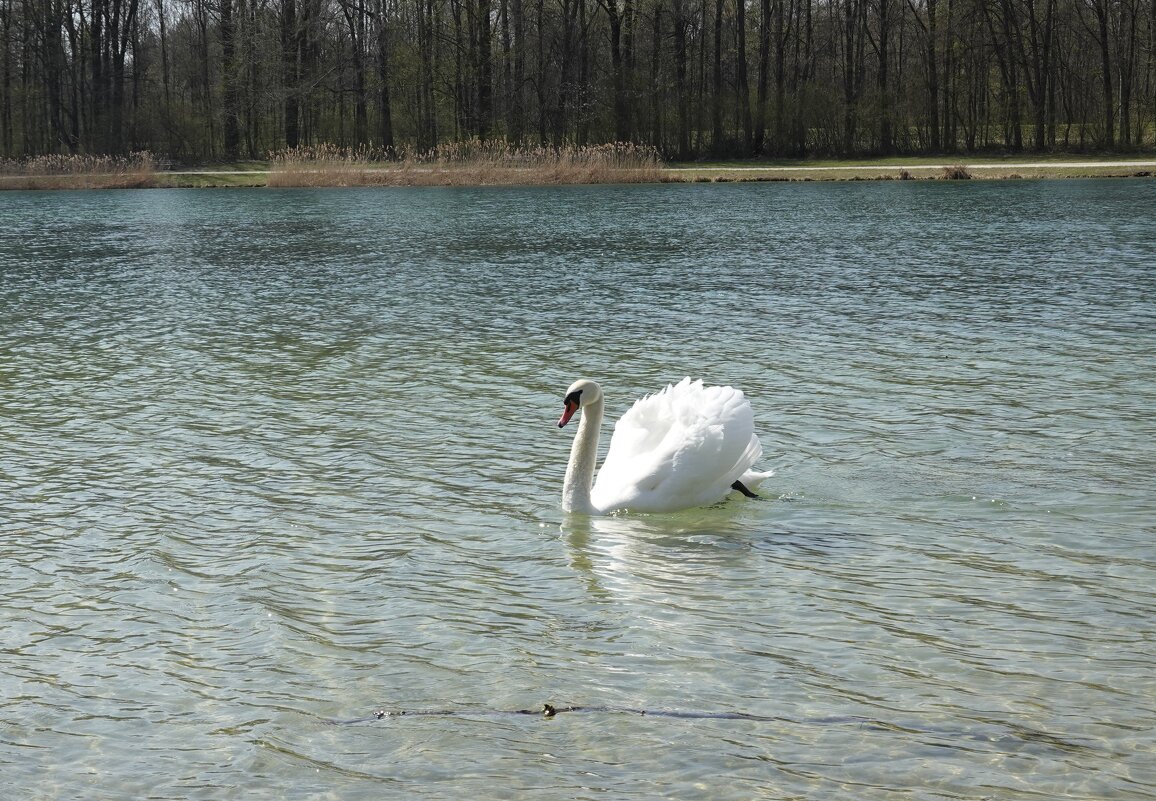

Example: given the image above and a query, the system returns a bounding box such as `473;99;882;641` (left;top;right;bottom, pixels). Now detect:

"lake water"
1;179;1154;800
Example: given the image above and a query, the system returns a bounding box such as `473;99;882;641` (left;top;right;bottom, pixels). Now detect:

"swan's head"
558;379;602;428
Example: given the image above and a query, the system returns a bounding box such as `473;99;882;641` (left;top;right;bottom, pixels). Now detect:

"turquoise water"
2;180;1154;800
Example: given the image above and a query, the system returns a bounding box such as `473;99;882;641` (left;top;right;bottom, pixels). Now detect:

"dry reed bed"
0;152;158;189
267;142;664;187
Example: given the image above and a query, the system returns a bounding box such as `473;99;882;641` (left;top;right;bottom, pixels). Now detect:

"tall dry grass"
267;141;663;187
0;152;158;190
941;164;973;180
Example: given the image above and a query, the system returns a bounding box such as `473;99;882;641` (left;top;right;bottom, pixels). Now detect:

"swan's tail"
738;468;774;491
731;433;773;493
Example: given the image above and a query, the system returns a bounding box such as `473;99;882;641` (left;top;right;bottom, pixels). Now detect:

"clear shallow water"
1;180;1154;800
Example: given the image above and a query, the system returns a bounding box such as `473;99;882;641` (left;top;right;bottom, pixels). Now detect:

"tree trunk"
876;0;892;154
927;0;940;151
574;0;587;143
985;0;1023;151
672;0;690;158
511;0;526;141
754;0;771;153
735;0;752;153
220;0;240;159
1094;0;1114;146
418;0;437;149
650;0;664;149
339;0;369;146
281;0;300;148
476;0;493;138
841;0;865;154
602;0;630;141
711;0;723;151
376;0;394;148
535;0;547;143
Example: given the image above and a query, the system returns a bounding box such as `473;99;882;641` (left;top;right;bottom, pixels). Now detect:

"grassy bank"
3;150;1155;190
671;156;1156;182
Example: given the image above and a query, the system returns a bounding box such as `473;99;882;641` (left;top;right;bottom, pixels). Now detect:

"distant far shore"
667;158;1156;183
3;155;1155;190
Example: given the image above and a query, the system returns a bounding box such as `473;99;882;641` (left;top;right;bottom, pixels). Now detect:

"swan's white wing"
591;378;769;513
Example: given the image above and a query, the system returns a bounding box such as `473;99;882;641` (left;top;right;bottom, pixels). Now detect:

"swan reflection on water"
559;508;764;604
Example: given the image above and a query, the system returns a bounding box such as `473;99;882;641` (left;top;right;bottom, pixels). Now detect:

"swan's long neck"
562;396;603;514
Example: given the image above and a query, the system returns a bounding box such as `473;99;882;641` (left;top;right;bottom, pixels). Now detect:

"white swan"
557;377;773;514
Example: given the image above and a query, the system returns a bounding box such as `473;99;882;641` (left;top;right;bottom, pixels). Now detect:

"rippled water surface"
2;180;1155;800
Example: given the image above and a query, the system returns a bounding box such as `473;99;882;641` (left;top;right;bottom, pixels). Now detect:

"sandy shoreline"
3;158;1155;189
666;160;1156;182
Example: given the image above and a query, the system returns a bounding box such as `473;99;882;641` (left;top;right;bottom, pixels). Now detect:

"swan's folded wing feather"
591;378;768;513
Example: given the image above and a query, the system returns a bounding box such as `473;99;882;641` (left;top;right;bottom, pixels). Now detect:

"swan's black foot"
731;480;760;499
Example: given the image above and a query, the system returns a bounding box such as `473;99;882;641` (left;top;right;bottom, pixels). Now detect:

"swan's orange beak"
558;398;580;428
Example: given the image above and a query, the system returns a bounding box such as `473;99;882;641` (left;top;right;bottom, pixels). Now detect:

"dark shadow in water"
329;702;1097;757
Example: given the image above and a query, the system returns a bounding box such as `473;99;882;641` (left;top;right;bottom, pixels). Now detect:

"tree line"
2;0;1154;162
